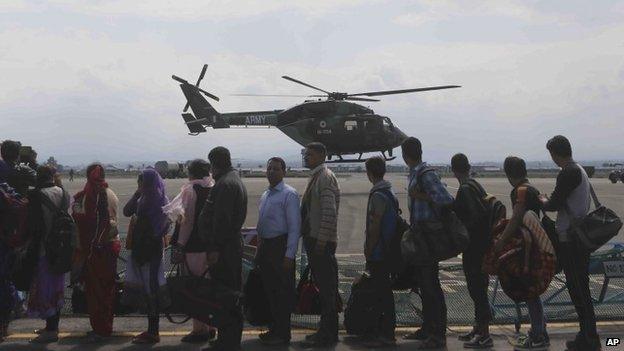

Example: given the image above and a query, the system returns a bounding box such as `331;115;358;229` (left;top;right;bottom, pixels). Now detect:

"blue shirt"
257;181;302;259
408;162;454;224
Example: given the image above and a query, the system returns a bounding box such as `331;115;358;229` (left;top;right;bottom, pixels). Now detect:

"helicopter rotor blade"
345;97;380;102
197;87;220;102
172;75;189;84
196;64;208;86
349;85;461;97
230;94;311;97
281;76;330;95
183;103;190;112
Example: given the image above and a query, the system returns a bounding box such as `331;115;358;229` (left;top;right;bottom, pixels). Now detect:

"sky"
1;0;623;166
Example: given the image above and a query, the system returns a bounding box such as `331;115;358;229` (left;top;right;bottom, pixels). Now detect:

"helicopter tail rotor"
172;64;219;113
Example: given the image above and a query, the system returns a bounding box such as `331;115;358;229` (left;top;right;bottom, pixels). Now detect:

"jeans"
304;236;339;340
414;263;447;339
366;261;396;339
560;241;600;349
462;248;492;330
526;298;546;338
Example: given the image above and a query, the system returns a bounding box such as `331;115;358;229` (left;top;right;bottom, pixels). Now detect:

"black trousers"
366;261;396;338
304;236;339;340
414;263;447;338
256;235;295;340
462;247;492;329
560;241;600;349
210;239;243;348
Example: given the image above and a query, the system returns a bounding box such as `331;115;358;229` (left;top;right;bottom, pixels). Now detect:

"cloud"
394;0;572;27
6;0;380;21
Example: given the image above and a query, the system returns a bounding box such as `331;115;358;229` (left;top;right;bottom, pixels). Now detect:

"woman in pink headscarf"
163;159;216;343
72;164;120;343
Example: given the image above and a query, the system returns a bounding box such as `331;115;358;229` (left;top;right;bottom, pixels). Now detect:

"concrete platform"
1;317;623;350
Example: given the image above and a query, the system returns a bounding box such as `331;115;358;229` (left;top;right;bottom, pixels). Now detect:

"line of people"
0;136;603;351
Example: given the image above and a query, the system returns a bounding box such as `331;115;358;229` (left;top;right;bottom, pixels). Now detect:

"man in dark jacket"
451;153;493;349
199;147;247;351
1;140;36;196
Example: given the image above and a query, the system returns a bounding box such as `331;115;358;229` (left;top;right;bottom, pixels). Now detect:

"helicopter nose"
393;126;408;146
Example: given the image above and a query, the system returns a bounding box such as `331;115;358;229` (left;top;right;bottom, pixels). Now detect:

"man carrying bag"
540;136;619;351
400;137;455;349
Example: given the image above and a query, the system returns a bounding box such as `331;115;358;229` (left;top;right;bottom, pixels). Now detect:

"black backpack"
40;191;77;275
371;189;409;276
344;274;380;335
464;179;506;239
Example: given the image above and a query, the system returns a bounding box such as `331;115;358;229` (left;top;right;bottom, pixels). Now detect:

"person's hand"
538;194;549;204
207;251;220;266
283;257;295;272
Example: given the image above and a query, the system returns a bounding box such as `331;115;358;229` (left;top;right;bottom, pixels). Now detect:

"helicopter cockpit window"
344;120;358;131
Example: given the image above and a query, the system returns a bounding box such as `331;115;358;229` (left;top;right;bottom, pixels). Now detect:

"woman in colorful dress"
72;164;120;343
123;169;170;344
26;166;70;344
163;159;216;343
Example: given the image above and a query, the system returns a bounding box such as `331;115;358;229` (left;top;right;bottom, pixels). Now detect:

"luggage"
243;267;271;326
344;273;379;336
165;264;242;326
566;183;622;252
401;210;469;265
295;265;343;315
40;191;77;274
483;211;556;302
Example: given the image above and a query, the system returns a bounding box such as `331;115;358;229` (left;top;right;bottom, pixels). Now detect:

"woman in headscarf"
163;159;216;343
26;166;70;344
72;164;120;343
123;168;170;344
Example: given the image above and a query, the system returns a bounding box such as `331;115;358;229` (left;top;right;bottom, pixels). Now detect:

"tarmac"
2;317;624;350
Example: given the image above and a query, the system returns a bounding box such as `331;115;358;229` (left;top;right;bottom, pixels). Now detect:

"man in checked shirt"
401;137;454;350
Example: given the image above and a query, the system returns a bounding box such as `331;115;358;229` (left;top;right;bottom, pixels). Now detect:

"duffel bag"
567;183;622;252
165;264;242;326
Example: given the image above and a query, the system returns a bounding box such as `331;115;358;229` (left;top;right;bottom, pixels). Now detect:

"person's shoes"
83;333;106;344
33;328;45;335
565;338;602;351
131;331;160;344
301;333;338;348
362;335;397;348
260;334;290;346
29;330;59;344
459;329;477;342
181;330;216;343
514;334;548;351
415;336;446;349
304;331;320;341
404;328;429;340
464;334;494;349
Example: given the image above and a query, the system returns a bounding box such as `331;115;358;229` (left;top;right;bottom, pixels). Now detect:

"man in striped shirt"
300;142;341;348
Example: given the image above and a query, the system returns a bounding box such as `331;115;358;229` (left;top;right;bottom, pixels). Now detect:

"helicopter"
173;64;460;163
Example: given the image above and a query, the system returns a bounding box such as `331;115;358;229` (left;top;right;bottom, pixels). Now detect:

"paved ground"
61;174;624;254
2;318;624;350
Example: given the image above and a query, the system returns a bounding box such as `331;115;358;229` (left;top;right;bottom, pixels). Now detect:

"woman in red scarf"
72;164;120;343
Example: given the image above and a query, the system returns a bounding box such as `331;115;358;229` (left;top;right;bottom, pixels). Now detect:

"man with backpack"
451;153;494;349
360;156;398;347
540;136;600;351
401;137;454;349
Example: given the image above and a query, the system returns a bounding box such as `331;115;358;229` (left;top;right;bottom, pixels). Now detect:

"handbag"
295;265;343;315
243;267;271;326
344;273;379;336
165;263;242;327
565;182;622;252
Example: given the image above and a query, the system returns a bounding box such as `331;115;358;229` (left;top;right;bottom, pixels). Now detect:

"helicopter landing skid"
325;156;396;163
